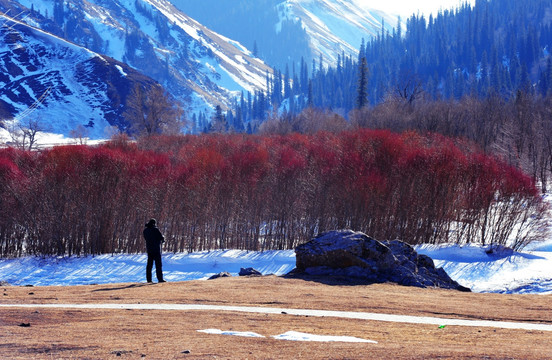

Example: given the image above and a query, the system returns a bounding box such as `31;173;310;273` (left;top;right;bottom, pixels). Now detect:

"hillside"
0;0;272;134
171;0;398;69
0;12;159;139
263;0;552;114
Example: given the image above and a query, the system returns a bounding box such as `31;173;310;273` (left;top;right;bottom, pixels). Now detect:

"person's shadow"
91;283;151;292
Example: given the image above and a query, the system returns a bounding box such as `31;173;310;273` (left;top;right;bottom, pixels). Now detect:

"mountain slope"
281;0;398;65
171;0;398;69
8;0;271;113
0;12;158;139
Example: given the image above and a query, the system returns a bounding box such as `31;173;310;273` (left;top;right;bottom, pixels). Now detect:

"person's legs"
154;253;164;282
146;255;154;283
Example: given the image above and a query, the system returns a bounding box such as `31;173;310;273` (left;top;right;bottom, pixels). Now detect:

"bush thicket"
0;130;546;256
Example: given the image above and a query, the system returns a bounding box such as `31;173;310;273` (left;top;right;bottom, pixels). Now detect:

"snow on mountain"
0;0;272;137
141;0;271;97
1;0;398;138
13;0;271;109
280;0;398;65
0;11;159;139
172;0;399;70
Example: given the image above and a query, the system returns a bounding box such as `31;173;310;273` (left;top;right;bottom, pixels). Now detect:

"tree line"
0;130;545;257
216;0;552;130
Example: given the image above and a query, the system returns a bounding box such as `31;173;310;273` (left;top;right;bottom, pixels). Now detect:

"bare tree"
124;84;185;137
293;107;348;134
8;116;48;150
104;125;122;139
258;110;293;135
395;71;423;106
69;124;89;145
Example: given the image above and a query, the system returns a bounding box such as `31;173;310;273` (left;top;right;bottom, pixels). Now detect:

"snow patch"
272;331;378;343
197;329;265;338
197;329;377;343
0;250;296;286
115;65;127;77
415;242;552;294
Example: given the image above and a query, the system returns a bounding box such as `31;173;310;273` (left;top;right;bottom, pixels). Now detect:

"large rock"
292;230;470;291
295;231;396;274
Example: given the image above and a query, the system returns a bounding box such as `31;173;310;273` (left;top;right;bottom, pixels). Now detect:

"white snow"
416;242;552;294
0;250;296;286
197;328;265;338
0;239;551;294
272;331;378;343
196;329;378;342
6;0;272;129
282;0;401;65
115;65;127;77
0;14;97;58
0;12;118;140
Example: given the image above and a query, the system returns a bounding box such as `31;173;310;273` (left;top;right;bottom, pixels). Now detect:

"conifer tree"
53;0;64;25
356;57;369;109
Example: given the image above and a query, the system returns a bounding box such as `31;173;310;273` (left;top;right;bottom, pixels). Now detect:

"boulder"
239;267;262;276
295;230;396;271
208;272;232;280
292;230;470;291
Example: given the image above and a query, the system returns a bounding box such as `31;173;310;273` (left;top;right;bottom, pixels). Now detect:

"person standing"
143;218;166;283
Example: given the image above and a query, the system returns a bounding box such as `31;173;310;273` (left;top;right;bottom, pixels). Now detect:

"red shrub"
0;128;543;255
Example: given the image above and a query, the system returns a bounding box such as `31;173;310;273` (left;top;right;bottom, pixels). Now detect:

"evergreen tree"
230;0;552;124
252;40;258;57
211;105;227;133
284;64;292;99
307;79;313;107
356;57;369;109
53;0;64;25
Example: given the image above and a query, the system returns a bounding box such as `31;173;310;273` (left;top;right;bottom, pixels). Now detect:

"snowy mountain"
0;0;272;135
0;0;398;138
0;11;159;139
171;0;399;69
279;0;398;65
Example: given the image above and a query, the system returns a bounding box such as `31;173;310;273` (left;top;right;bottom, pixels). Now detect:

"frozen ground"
0;239;551;294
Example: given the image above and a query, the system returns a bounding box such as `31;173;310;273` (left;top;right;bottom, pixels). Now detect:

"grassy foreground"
0;276;551;359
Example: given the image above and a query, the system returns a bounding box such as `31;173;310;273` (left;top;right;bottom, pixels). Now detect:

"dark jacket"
144;223;164;255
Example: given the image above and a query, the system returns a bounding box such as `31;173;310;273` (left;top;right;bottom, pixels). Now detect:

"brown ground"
0;276;551;359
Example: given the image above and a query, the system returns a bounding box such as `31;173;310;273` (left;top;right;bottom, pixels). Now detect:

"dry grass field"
1;276;551;359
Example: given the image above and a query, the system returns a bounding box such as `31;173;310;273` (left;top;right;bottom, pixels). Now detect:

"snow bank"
0;250;295;286
416;241;552;294
0;240;551;294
